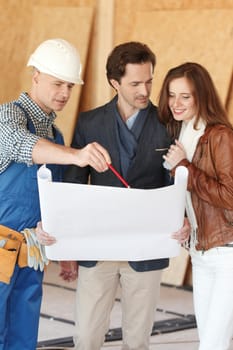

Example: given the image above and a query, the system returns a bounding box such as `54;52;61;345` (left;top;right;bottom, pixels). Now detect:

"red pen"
107;163;130;188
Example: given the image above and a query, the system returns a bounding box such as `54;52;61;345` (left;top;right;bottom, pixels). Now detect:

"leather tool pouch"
17;242;28;268
0;225;27;284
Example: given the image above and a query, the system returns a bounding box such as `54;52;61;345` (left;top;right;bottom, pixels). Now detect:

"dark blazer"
64;96;171;272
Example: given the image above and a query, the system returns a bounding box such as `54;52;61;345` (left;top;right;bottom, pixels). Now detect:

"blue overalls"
0;103;64;350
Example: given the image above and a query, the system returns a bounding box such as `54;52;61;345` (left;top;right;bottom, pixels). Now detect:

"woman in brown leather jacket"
158;62;233;350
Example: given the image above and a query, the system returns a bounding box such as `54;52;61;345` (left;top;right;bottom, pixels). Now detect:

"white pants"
73;261;162;350
191;247;233;350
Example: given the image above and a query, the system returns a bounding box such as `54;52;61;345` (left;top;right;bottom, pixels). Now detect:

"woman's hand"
163;140;187;169
171;217;190;244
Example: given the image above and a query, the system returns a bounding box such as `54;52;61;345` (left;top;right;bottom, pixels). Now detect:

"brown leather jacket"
177;124;233;251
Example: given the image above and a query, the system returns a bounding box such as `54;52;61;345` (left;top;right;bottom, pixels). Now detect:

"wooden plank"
79;0;114;111
162;248;190;286
0;2;32;103
114;0;233;45
20;6;94;145
226;72;233;124
128;9;233;106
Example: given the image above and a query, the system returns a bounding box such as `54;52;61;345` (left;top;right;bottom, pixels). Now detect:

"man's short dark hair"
106;41;156;86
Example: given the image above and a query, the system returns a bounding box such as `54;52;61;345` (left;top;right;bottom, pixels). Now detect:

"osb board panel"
115;0;233;11
79;0;114;111
20;6;94;145
124;9;233;106
226;72;233;124
183;258;193;287
36;0;95;5
162;248;189;286
0;1;95;105
115;0;233;44
0;3;32;103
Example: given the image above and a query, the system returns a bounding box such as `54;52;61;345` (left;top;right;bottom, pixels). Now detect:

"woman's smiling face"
168;77;197;122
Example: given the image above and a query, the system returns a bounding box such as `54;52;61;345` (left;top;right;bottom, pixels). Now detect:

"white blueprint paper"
37;165;188;261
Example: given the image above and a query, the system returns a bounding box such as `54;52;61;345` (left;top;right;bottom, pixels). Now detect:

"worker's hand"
171;217;190;244
75;142;111;172
59;261;78;282
21;228;49;271
35;221;56;246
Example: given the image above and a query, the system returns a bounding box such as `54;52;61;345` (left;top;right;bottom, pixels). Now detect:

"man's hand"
35;221;56;246
59;261;78;282
171;217;190;244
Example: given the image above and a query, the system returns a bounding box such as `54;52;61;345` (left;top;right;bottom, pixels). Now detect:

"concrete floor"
37;262;233;350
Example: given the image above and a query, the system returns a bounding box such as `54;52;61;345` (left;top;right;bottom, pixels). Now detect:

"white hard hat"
27;38;83;84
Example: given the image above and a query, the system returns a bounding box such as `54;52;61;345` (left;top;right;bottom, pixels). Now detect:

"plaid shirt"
0;92;57;173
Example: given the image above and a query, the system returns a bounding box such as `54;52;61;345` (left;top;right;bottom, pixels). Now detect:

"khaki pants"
74;261;162;350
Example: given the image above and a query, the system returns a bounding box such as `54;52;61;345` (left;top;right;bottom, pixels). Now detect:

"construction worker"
0;38;110;350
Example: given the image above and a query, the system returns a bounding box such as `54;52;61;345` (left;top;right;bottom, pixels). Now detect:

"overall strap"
13;101;36;134
13;101;64;145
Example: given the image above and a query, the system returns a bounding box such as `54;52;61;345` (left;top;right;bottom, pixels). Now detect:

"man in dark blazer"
62;42;190;350
37;42;189;350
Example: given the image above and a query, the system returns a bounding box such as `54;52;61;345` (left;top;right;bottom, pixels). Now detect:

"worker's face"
168;77;197;122
31;71;75;114
110;62;153;119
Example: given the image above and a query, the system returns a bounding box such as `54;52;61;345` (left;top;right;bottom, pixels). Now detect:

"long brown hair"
158;62;231;140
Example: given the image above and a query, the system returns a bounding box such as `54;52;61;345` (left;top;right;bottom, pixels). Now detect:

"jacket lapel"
126;106;155;179
102;97;121;172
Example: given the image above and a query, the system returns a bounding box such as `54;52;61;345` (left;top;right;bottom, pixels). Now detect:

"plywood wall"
1;0;232;129
0;0;232;285
226;73;233;120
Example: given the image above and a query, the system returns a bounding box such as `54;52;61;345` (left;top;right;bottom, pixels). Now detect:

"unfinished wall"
0;0;232;285
1;0;232;135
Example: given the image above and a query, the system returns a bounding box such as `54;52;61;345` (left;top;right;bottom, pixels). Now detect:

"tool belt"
0;224;28;284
